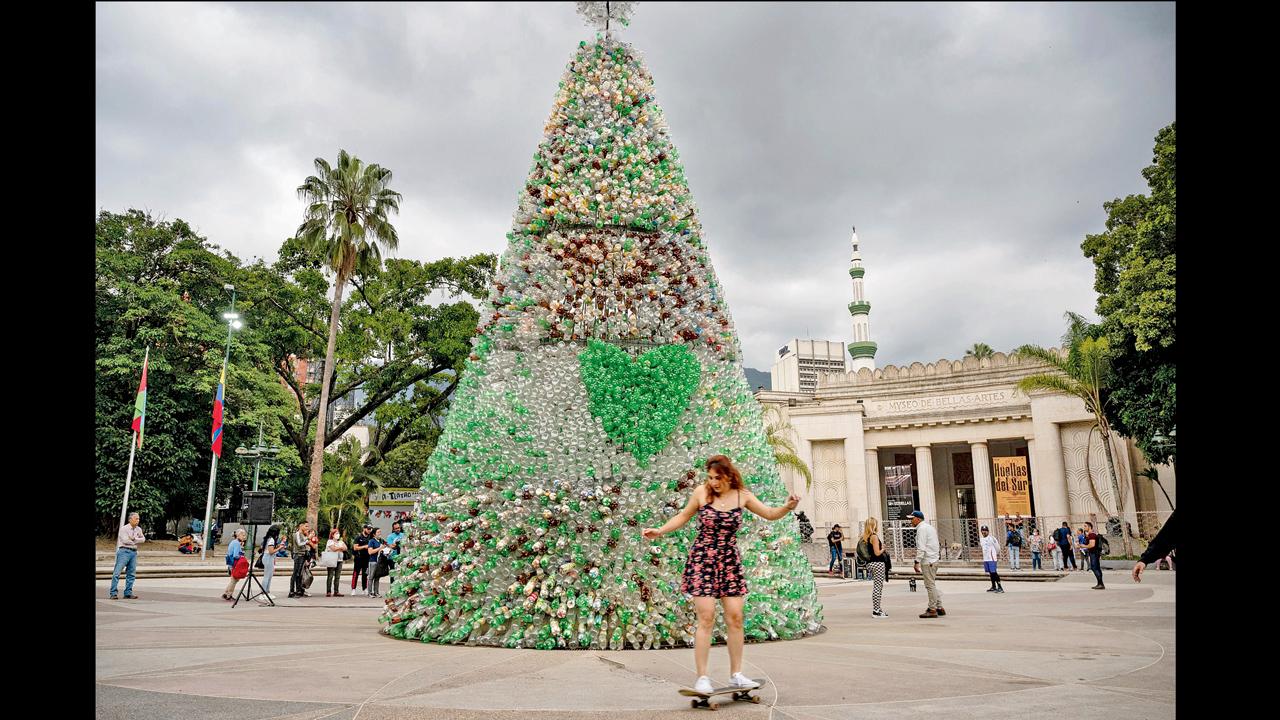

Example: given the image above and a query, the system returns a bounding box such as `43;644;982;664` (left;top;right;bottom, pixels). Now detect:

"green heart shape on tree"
578;339;701;466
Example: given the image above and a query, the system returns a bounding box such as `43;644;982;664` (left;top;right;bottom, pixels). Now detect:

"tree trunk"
1099;428;1131;557
307;279;346;530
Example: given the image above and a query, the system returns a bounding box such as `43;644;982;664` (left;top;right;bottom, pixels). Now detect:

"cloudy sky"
96;2;1175;372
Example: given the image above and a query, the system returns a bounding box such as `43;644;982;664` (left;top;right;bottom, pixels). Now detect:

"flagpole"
202;286;238;560
121;345;149;529
120;432;138;529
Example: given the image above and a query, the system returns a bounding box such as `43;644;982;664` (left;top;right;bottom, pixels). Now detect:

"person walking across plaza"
858;518;889;618
288;520;311;599
109;512;146;600
222;528;248;600
259;525;282;602
826;524;845;575
980;525;1004;593
350;525;372;596
1053;522;1075;570
1083;521;1105;589
643;454;800;696
910;510;945;618
1133;509;1177;582
1029;528;1044;570
324;528;347;597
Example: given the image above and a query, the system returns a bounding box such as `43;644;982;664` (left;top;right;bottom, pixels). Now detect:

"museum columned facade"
756;350;1175;556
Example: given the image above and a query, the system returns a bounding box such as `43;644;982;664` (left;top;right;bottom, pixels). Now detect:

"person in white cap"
909;510;945;618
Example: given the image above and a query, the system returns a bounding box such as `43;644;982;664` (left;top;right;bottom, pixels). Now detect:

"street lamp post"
201;284;244;560
235;423;281;563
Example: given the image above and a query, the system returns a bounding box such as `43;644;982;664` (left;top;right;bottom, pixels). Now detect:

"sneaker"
871;610;888;618
109;595;118;600
995;587;1005;593
333;592;344;597
694;676;714;695
986;587;997;592
935;607;946;616
326;592;332;597
124;594;138;599
730;672;759;689
302;591;312;597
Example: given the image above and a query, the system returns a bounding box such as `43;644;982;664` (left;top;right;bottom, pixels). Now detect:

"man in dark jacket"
1053;522;1076;570
1133;510;1177;582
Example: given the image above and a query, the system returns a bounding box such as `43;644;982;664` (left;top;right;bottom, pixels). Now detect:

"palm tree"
296;149;402;529
762;405;812;490
965;343;994;360
319;466;370;539
1014;312;1129;556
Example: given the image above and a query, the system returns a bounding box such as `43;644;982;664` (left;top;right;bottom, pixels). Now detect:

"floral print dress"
681;493;747;598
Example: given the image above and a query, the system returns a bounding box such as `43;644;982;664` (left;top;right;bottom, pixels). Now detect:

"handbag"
319;551;343;568
301;565;314;588
231;556;249;579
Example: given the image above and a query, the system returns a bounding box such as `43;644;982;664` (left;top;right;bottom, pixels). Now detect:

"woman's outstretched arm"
743;490;801;521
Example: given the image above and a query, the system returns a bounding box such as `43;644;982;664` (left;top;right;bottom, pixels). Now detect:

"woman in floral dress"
643;455;800;695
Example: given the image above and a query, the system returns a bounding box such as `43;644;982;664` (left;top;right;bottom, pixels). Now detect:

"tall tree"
242;242;493;478
1014;313;1131;555
964;343;994;360
295;149;403;529
1081;123;1176;464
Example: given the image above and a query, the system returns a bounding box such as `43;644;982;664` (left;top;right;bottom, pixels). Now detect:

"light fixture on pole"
234;423;282;563
201;284;245;560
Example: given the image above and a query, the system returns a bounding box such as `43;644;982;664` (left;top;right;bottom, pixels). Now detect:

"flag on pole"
131;347;149;448
211;366;225;458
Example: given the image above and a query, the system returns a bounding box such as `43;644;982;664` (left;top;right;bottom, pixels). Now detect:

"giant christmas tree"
382;4;823;650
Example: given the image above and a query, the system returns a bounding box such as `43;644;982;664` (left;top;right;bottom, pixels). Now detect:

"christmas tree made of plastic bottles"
382;8;823;650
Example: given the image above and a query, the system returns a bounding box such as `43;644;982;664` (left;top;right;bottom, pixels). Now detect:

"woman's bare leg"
693;596;716;678
722;595;745;675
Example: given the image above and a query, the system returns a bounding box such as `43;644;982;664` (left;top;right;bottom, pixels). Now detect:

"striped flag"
131;347;149;448
211;366;225;458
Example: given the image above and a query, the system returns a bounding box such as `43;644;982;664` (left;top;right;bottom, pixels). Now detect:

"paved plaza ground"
95;568;1174;719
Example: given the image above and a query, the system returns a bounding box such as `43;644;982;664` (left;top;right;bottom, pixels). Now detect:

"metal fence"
800;510;1172;569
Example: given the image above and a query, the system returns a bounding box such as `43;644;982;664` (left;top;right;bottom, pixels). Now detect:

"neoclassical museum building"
758;230;1175;555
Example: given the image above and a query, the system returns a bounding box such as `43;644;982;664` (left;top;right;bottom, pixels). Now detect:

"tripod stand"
232;524;274;607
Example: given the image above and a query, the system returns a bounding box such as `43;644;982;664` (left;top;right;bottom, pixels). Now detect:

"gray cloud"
96;2;1175;370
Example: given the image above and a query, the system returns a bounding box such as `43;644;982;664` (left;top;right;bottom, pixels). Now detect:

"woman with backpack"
858;518;889;618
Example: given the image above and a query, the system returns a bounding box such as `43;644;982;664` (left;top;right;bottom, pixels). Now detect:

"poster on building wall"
884;465;914;520
992;456;1032;516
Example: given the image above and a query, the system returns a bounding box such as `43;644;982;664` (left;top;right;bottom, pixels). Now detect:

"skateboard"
678;682;766;710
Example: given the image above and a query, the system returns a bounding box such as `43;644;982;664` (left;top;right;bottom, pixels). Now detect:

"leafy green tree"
243;242;493;479
1081;123;1176;464
95;210;297;534
295;149;404;529
964;343;994;360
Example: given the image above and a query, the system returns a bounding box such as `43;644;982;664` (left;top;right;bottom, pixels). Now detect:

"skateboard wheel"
691;699;699;709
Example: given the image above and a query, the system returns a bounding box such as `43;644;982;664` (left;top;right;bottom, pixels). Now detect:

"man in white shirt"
909;510;946;618
980;525;1004;593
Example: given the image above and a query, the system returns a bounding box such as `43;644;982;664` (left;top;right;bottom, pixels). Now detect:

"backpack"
856;539;872;563
1097;536;1111;555
1007;530;1022;547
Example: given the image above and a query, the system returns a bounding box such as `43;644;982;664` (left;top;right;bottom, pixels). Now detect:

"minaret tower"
847;226;877;371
